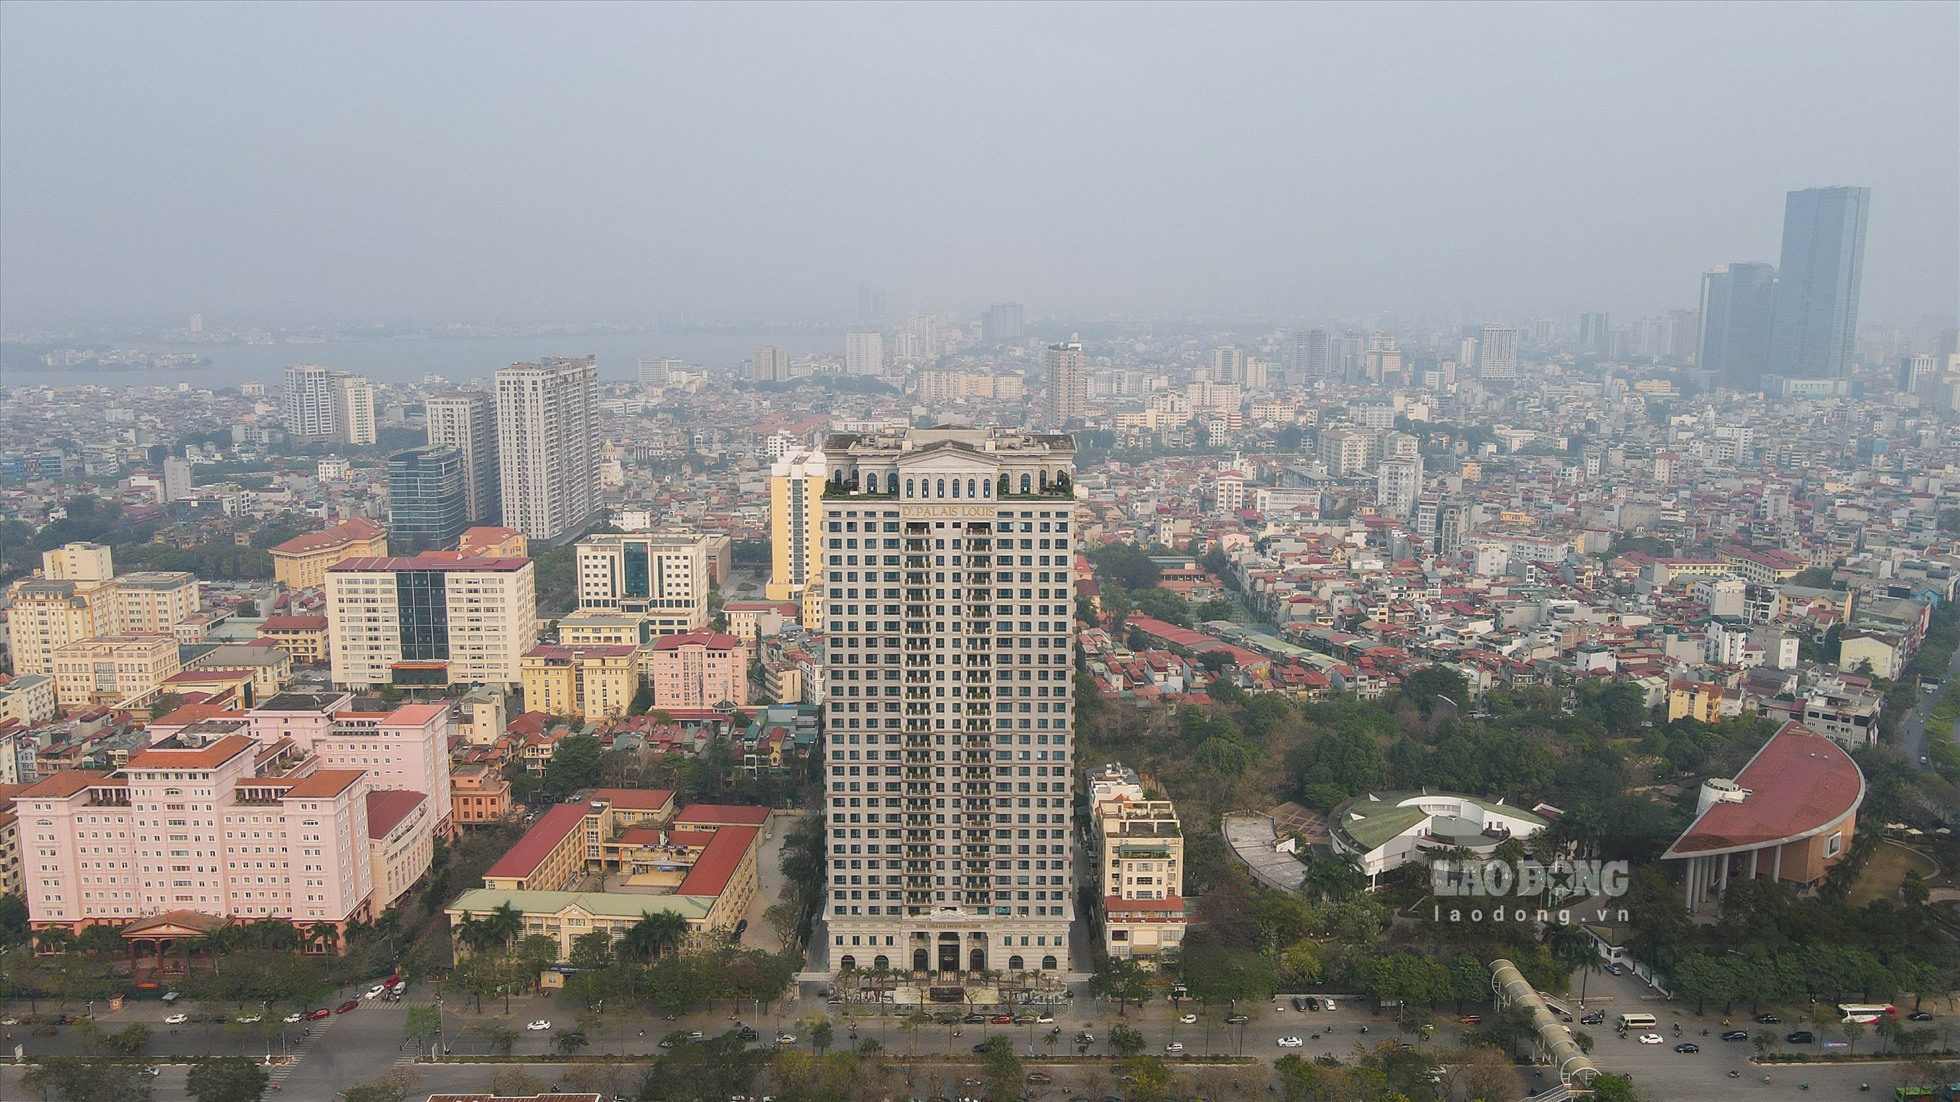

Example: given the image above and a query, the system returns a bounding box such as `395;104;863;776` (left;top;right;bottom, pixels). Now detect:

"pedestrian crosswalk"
265;1014;339;1090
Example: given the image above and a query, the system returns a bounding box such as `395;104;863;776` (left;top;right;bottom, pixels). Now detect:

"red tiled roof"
592;788;674;811
366;789;427;839
285;769;364;800
269;517;385;556
485;802;587;880
260;615;328;631
676;825;757;897
651;631;744;651
1664;721;1864;858
1105;894;1186;913
673;803;771;828
329;555;530;573
19;771;112;800
127;733;257;770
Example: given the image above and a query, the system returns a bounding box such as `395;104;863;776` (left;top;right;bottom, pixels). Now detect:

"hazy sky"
2;2;1955;329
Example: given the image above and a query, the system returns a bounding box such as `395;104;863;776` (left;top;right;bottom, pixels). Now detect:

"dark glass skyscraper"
1698;262;1777;391
1768;186;1870;380
387;445;469;546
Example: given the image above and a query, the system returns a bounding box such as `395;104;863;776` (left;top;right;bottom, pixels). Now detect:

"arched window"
982;478;992;498
1042;954;1058;971
1008;954;1024;971
1039;470;1049;490
913;947;930;971
906;478;915;498
1020;473;1032;494
865;473;878;493
967;478;976;498
873;954;889;971
969;947;987;972
951;478;960;498
937;478;946;498
839;955;857;971
998;474;1009;497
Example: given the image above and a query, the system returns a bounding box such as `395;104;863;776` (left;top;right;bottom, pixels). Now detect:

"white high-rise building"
846;332;886;376
332;375;377;446
282;364;337;439
161;456;193;503
425;391;501;525
1478;325;1519;381
496;357;599;544
1209;346;1245;385
819;426;1078;983
1045;340;1086;427
638;357;681;386
1377;456;1424;519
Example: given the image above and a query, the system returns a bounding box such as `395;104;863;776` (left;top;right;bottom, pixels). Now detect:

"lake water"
0;330;843;390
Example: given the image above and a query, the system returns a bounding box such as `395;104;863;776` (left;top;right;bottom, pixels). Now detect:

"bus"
1616;1013;1657;1030
1839;1003;1898;1024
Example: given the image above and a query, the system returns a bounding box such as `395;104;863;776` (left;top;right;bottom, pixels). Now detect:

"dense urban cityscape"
4;4;1958;1102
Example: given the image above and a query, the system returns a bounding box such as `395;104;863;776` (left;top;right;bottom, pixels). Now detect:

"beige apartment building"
51;633;183;713
768;451;824;613
1088;763;1187;960
325;552;537;690
269;518;389;590
520;643;641;721
5;545;195;677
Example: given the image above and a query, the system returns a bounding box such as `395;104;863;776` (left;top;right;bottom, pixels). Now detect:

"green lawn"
1846;839;1939;907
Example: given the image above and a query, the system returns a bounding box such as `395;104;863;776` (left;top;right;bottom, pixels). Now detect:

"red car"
307;1008;332;1021
335;1000;360;1014
382;975;402;989
1458;1015;1483;1025
989;1015;1013;1025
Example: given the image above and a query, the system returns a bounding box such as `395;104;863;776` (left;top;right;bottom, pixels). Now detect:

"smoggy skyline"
2;2;1955;330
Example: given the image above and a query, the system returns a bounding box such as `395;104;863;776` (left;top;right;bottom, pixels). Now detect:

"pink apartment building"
648;631;750;711
153;691;455;837
20;728;375;935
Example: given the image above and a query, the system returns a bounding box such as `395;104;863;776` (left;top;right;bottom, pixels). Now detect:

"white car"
0;1018;16;1026
164;1013;188;1025
1638;1033;1664;1045
283;1013;304;1024
1036;1013;1054;1023
235;1013;262;1024
775;1033;796;1045
1277;1036;1304;1047
1164;1042;1184;1055
526;1020;552;1031
1179;1014;1197;1024
364;985;388;1000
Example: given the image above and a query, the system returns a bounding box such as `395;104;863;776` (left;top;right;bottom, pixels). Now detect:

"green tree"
810;1016;834;1054
552;1027;590;1055
23;1057;155;1102
405;1006;442;1056
1108;1024;1147;1057
542;733;605;797
1089;953;1155;1013
568;929;614;970
484;1025;518;1056
186;1056;270;1102
104;1022;152;1056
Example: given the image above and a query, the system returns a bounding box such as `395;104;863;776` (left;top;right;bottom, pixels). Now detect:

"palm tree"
482;903;525;951
299;923;339;956
619;911;688;964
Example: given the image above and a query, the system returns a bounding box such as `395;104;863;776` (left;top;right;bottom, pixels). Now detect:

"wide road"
1896;640;1960;769
4;977;1926;1101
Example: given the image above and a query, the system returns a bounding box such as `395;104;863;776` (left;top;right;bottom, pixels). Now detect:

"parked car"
1580;1012;1605;1025
1754;1013;1781;1024
1605;964;1625;976
776;1034;796;1045
1225;1014;1249;1025
1026;1073;1053;1086
1457;1015;1483;1025
1179;1014;1198;1024
283;1013;304;1024
526;1020;552;1032
1785;1031;1814;1044
1075;1032;1095;1045
334;1000;359;1014
164;1013;188;1025
235;1013;262;1024
990;1015;1013;1025
1720;1030;1749;1042
1164;1042;1184;1055
1674;1042;1700;1054
738;1027;760;1041
1012;1014;1037;1025
963;1013;988;1024
1276;1036;1304;1048
1910;1011;1935;1022
364;986;389;1000
307;1008;332;1021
